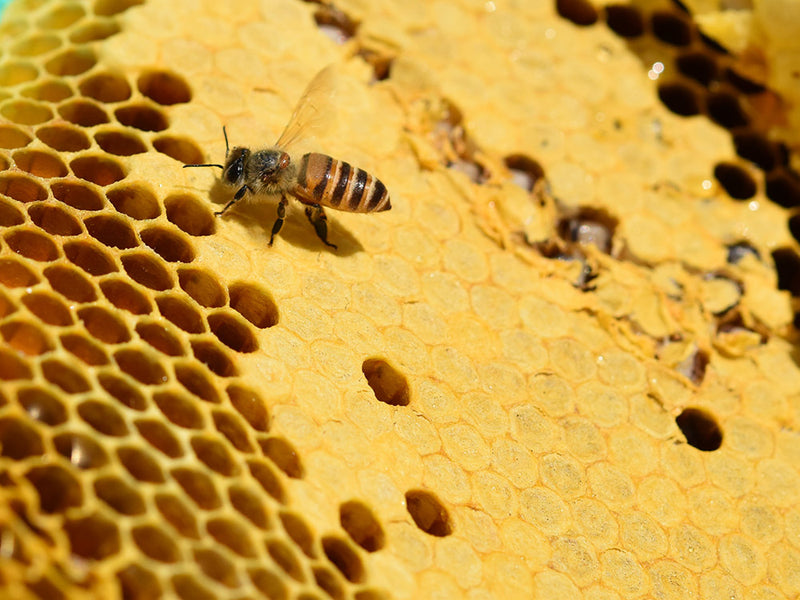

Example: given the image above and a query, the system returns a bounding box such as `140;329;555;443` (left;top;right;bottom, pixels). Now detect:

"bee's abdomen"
295;152;391;213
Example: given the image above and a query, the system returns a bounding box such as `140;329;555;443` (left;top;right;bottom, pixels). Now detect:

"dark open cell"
675;407;722;451
556;0;598;26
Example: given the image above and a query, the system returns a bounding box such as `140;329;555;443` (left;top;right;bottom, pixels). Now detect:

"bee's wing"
275;66;338;153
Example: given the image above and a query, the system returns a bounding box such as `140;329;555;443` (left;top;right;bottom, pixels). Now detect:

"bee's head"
223;147;249;186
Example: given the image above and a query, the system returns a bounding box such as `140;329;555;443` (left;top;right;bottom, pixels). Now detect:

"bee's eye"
225;157;244;183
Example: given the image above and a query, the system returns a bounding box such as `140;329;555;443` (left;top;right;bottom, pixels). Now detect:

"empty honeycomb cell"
603;4;644;37
28;203;83;235
657;81;702;116
676;408;723;451
259;436;303;479
156;294;205;333
0;124;32;149
17;385;67;425
194;548;239;588
191;436;239;476
248;568;288;600
675;51;718;87
765;168;800;208
228;282;279;329
312;3;359;44
0;172;48;202
94;130;148;156
339;500;385;552
139;226;195;262
94;475;146;515
121;251;174;290
26;578;65;600
0;319;54;355
44;48;96;77
314;565;345;599
64;513;120;560
153;135;205;164
53;431;109;468
135;321;185;356
191;339;238;376
0;417;45;459
713;162;757;200
321;536;364;583
504;154;545;192
44;264;97;302
21;291;72;327
790;213;800;245
362;358;410;406
37;3;86;29
153;389;204;429
60;332;109;365
77;305;130;343
279;511;316;558
0;61;39;86
114;103;169;131
116;564;162;600
726;241;760;264
25;465;83;514
405;489;452;537
0;257;39;288
10;33;62;57
174;362;220;404
154;493;201;539
70;19;122;43
0;198;25;226
771;247;800;296
171;466;222;509
266;538;305;582
0;347;32;379
100;277;152;314
0;288;16;318
32;122;89;153
137;69;191;105
117;445;166;482
213;409;256;452
85;214;139;249
131;524;181;562
0;99;53;125
13;148;69;179
113;347;168;384
176;267;226;307
706;90;750;129
135;419;184;457
229;484;271;529
58;98;109;126
171;575;216;600
4;227;60;261
70;154;126;186
207;310;258;353
41;357;91;393
106;182;161;220
165;194;215;237
555;0;598;26
51;180;105;210
650;10;693;46
78;71;131;103
732;131;779;171
248;459;286;504
98;371;148;411
77;399;128;436
22;79;72;102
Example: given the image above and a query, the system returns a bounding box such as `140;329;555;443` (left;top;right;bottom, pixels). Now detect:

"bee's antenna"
183;163;224;169
223;125;230;158
182;126;231;169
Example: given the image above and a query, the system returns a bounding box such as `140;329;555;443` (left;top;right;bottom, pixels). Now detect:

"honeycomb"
1;0;800;599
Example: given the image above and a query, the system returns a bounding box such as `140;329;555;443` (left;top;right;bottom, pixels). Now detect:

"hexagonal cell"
259;436;303;479
340;500;385;552
53;431;109;469
13;148;68;178
0;287;16;318
25;464;83;513
604;3;645;37
772;247;800;295
79;71;132;103
64;513;120;559
191;435;239;476
21;292;73;326
18;385;68;425
0;124;32;149
171;363;218;404
135;321;185;356
713;162;757;200
0;61;38;87
4;228;60;261
0;172;48;202
314;565;346;600
131;524;180;563
58;98;109;126
153;135;204;164
78;399;129;436
322;536;364;583
156;294;205;333
37;3;86;29
212;409;255;452
137;70;191;105
70;154;126;186
116;565;162;600
28;203;83;235
177;267;226;307
229;484;270;529
114;103;168;131
94;475;146;515
51;180;105;210
170;466;222;510
22;79;73;102
41;357;91;393
247;459;286;504
229;282;279;328
121;251;174;291
70;19;121;43
11;33;62;57
555;0;598;26
106;182;161;219
171;575;216;600
248;568;288;600
192;339;238;377
279;510;315;558
362;358;410;406
77;305;130;343
117;445;166;482
0;197;25;226
650;10;693;46
193;547;239;588
0;99;53;125
0;319;54;355
140;225;195;262
94;130;148;156
226;383;269;431
98;371;148;411
165;194;215;236
0;257;39;288
113;347;169;384
405;489;452;537
0;416;45;459
766;168;800;208
45;47;96;77
675;407;722;451
100;277;152;314
733;131;780;171
94;0;145;17
706;89;750;129
658;80;702;116
135;419;184;458
0;347;34;380
675;50;718;87
85;214;139;249
44;264;97;302
154;493;200;539
153;389;205;429
207;310;258;353
266;539;305;582
504;154;545;192
60;332;110;365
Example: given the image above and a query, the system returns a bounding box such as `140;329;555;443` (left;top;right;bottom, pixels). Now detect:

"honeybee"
184;68;391;250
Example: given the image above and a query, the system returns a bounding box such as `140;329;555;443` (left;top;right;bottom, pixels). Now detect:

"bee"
183;68;391;250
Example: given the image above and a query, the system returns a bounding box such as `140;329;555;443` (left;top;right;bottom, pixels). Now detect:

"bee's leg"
305;204;337;250
269;195;289;246
215;184;250;216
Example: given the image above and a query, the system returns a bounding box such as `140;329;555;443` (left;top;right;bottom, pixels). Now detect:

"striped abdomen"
294;152;391;213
